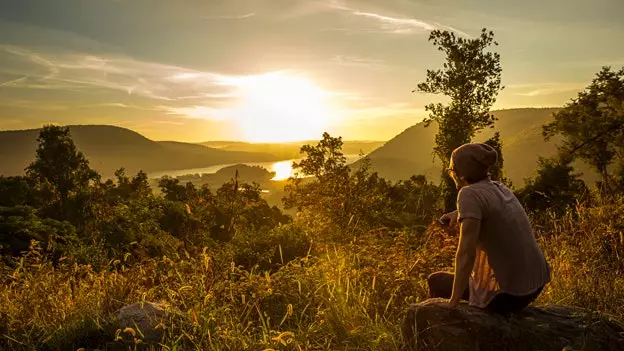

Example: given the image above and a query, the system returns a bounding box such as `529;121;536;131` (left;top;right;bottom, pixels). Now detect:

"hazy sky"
1;0;623;142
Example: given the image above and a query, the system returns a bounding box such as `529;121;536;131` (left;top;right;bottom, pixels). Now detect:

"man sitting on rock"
430;143;551;314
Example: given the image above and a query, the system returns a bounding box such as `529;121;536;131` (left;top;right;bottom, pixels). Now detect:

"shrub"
226;223;311;271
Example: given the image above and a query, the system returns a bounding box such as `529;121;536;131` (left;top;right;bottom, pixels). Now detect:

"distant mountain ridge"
0;125;280;177
1;108;595;185
200;140;385;160
359;108;596;185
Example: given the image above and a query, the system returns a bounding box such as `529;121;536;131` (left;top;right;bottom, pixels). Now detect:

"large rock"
402;298;624;351
115;302;186;343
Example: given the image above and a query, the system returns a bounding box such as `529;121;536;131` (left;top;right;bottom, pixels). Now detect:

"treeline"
0;127;442;268
0;126;287;267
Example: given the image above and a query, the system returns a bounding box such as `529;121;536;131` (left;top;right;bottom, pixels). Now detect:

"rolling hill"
200;140;385;159
0;125;281;177
358;108;597;185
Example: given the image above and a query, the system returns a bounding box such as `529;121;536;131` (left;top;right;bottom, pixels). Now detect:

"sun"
233;72;332;143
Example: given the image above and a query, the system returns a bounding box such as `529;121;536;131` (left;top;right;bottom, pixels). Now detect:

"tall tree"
283;133;352;229
283;133;392;235
415;28;503;211
26;125;99;219
543;66;624;193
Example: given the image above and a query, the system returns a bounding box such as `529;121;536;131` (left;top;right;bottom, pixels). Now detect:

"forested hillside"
361;108;597;184
0;125;279;177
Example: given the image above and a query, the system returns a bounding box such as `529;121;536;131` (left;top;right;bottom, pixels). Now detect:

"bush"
0;206;78;259
226;223;311;271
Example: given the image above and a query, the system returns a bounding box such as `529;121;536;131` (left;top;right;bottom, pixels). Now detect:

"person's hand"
448;296;460;308
439;210;459;229
436;298;460;309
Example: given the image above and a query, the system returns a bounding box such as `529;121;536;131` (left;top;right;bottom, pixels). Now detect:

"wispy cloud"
507;82;585;97
87;102;158;110
343;102;425;120
433;23;472;38
352;11;435;33
163;105;234;122
0;45;238;103
331;55;389;70
205;13;256;20
0;76;28;87
321;1;468;36
155;120;186;126
0;43;419;133
0;99;69;111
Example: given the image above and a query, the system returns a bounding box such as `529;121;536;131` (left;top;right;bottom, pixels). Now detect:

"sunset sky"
1;0;623;142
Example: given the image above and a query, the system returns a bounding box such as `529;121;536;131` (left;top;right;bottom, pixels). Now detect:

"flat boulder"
402;298;624;351
115;302;186;343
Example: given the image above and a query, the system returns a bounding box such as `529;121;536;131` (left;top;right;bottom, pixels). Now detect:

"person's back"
427;143;550;314
458;179;550;308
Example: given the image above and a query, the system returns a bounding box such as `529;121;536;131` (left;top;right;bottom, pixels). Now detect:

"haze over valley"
0;107;593;188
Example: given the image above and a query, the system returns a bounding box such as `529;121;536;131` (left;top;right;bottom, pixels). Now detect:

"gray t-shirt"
457;179;551;308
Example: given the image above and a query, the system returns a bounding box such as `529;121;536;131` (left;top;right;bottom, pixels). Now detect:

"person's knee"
427;271;455;299
427;271;447;285
427;272;439;288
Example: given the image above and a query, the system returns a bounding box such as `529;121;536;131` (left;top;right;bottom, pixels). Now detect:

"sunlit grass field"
1;201;623;350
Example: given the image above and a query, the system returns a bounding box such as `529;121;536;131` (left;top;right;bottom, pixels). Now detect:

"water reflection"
271;160;296;180
148;154;362;180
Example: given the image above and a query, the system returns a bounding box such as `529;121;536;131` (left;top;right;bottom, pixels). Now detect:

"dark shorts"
427;271;543;314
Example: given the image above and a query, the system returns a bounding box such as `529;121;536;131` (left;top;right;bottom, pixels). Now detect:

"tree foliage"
284;133;440;237
416;28;503;211
517;156;588;215
0;206;78;258
0;176;35;207
483;131;511;186
26;126;99;208
283;133;385;234
543;66;624;192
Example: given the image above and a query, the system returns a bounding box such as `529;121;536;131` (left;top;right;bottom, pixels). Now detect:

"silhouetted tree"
415;28;503;211
543;66;624;193
26;125;99;220
284;133;401;236
517;156;588;215
483;132;511;186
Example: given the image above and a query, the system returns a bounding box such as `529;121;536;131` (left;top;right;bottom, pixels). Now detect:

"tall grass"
1;202;623;350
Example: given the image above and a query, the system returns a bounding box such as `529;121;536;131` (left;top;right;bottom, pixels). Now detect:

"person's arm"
449;217;481;307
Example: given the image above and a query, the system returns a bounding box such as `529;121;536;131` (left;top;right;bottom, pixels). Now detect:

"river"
148;154;364;181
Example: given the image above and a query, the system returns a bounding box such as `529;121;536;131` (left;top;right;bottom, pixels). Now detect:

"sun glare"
233;72;332;143
271;160;295;180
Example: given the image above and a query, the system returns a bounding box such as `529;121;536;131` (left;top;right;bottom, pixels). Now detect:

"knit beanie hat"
450;143;498;181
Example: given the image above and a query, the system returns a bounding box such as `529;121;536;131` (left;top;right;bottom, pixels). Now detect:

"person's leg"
486;286;544;315
427;271;469;300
